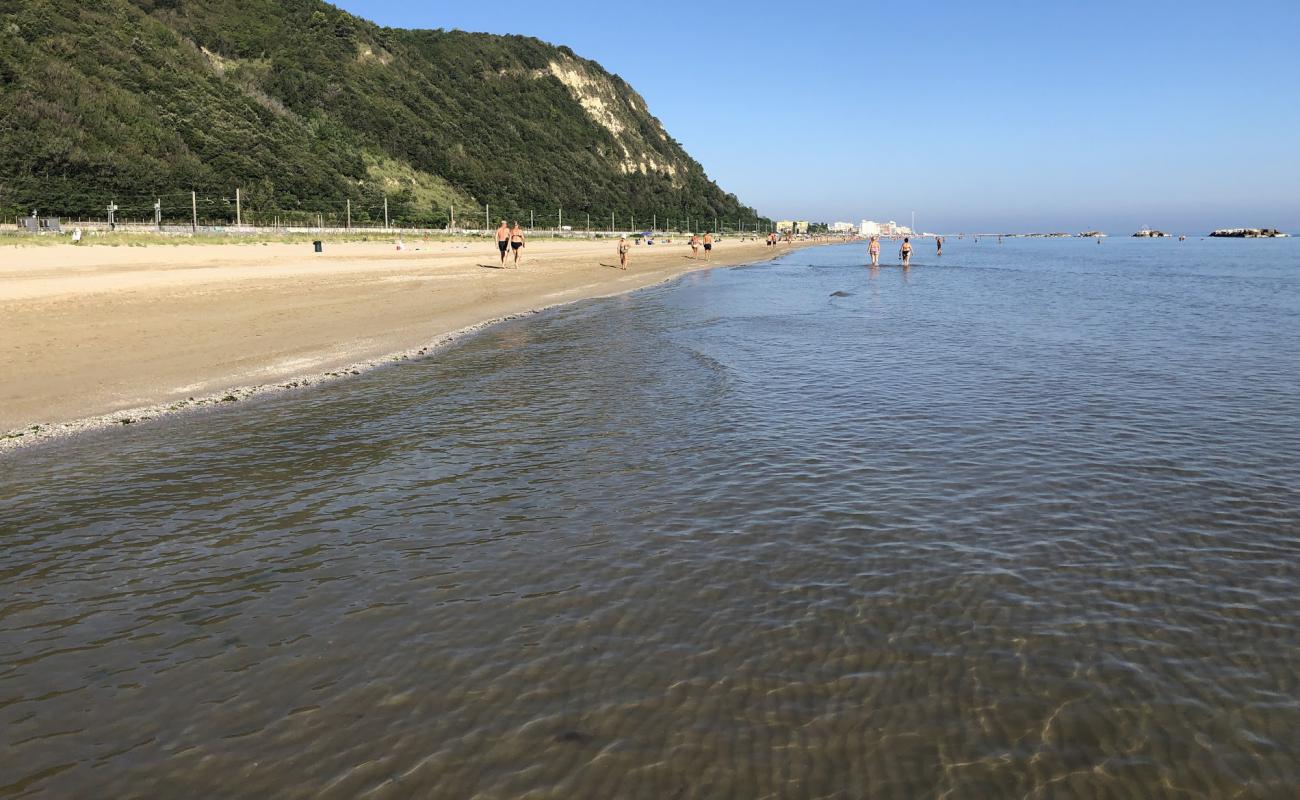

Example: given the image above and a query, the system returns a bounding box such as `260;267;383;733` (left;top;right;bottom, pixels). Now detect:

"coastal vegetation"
0;0;767;229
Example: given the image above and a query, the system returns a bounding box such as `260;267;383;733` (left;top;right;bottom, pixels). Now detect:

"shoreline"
1;238;818;455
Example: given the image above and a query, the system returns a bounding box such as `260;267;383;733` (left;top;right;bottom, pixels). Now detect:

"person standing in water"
869;235;881;267
618;236;630;270
495;220;510;266
702;232;714;261
936;236;944;256
509;221;525;267
900;237;913;267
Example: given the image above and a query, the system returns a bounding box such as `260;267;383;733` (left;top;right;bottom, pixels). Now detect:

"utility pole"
236;188;242;227
450;204;454;231
486;204;490;231
530;210;534;230
586;212;590;233
653;213;656;232
558;208;562;232
154;199;161;230
191;191;197;232
610;211;614;233
107;201;117;230
384;197;389;230
346;199;351;229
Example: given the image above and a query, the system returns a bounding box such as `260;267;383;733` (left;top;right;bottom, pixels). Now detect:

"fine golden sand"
1;237;805;449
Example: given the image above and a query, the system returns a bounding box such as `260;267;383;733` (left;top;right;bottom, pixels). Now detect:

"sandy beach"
1;236;805;449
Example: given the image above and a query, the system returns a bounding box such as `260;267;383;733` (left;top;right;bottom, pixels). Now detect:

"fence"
6;189;775;239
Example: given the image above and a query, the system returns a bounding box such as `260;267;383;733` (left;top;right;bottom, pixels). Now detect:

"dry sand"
1;236;808;451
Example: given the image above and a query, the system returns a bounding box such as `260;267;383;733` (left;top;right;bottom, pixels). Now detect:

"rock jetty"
1209;228;1289;238
1133;228;1170;238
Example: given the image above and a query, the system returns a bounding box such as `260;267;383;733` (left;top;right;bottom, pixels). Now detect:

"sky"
334;0;1300;233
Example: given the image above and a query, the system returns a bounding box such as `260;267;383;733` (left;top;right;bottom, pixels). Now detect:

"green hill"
0;0;767;230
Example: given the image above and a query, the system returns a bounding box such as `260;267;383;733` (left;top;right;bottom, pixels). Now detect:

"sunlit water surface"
3;238;1299;798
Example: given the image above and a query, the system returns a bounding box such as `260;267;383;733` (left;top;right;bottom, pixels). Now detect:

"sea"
2;236;1298;798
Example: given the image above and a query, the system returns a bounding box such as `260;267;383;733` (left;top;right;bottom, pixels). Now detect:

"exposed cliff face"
543;56;683;181
0;0;763;226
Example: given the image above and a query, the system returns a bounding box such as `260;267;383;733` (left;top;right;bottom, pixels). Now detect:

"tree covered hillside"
0;0;766;228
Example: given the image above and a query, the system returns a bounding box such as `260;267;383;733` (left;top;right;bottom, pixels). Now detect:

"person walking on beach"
900;237;913;267
936;236;944;256
618;236;630;270
703;232;714;261
493;221;509;267
495;220;510;266
509;221;525;267
869;235;881;267
690;233;700;259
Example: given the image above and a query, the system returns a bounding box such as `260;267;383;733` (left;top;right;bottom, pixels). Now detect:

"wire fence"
7;189;776;238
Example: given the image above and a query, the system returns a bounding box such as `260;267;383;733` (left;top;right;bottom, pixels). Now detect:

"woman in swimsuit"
618;236;630;270
869;235;880;267
689;234;700;258
510;222;525;267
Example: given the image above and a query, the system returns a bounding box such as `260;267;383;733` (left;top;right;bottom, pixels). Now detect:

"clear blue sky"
335;0;1299;233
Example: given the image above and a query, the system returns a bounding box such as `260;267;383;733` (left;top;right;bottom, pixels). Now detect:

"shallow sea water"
2;237;1299;798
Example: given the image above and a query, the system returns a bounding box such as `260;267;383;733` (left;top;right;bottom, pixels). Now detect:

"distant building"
775;219;795;232
830;221;855;233
794;221;810;234
860;220;881;236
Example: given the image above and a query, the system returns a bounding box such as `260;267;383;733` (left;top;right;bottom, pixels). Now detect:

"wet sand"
1;237;802;449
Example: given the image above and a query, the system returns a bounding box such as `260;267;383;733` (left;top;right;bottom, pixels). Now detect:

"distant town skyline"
337;0;1300;233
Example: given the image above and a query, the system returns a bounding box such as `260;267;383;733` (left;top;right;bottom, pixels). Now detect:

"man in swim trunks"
869;235;880;267
618;236;630;270
510;221;525;267
495;220;510;265
900;237;913;267
702;232;713;260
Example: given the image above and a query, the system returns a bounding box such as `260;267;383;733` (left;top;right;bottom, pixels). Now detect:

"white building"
830;221;855;233
860;220;881;236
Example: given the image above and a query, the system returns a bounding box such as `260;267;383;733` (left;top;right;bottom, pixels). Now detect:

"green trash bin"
313;240;322;253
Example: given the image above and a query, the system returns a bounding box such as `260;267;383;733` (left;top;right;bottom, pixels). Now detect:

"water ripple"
2;239;1299;797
